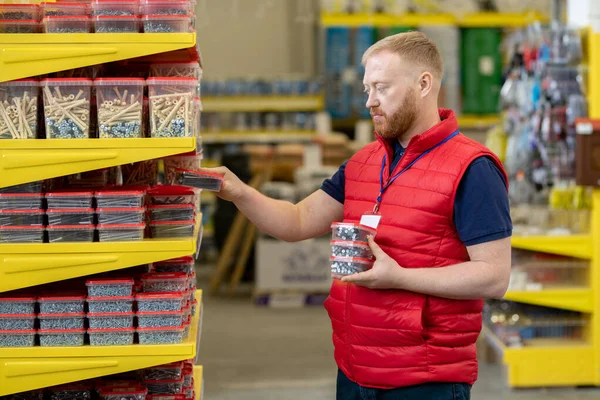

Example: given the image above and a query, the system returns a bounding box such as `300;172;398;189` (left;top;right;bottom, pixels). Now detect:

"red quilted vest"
324;109;507;389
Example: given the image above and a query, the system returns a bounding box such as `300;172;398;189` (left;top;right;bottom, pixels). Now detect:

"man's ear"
419;72;433;98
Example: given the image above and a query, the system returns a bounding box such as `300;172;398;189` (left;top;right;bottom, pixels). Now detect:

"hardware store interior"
4;0;600;399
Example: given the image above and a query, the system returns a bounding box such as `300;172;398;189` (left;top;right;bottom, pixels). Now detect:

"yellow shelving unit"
202;95;324;113
458;114;500;129
503;288;594;313
510;234;593;260
194;365;204;400
202;131;318;144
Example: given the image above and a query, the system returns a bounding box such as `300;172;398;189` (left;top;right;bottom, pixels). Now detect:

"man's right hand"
197;167;246;203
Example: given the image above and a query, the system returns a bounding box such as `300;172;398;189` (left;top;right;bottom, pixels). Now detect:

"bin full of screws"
98;386;148;400
330;256;374;276
0;313;35;330
331;240;374;259
147;77;197;137
94;78;144;137
38;295;86;314
47;224;95;243
92;0;139;16
149;204;195;222
0;79;39;139
0;193;43;210
95;190;145;208
137;325;185;344
0;295;36;314
150;220;195;238
0;209;44;227
39;313;86;330
88;327;135;346
86;278;135;297
39;328;86;347
331;222;376;243
87;296;134;313
48;383;92;400
142;14;189;33
42;78;92;138
144;377;185;394
0;226;45;243
0;329;36;347
97;207;146;225
43;15;92;33
47;208;95;225
41;2;90;17
0;19;39;33
184;385;193;399
142;361;184;381
174;169;223;192
87;311;135;329
153;256;195;274
141;272;188;293
97;223;145;242
135;292;185;312
141;0;190;15
136;310;184;328
0;181;42;194
94;15;140;32
46;191;94;209
148;185;195;206
0;4;40;20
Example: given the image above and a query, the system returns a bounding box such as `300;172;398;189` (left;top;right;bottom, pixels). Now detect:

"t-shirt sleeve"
321;162;346;204
454;157;512;246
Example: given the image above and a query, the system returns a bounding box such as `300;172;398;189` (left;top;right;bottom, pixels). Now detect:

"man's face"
363;51;419;140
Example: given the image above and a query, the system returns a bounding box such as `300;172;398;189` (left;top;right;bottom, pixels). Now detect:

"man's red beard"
371;88;418;140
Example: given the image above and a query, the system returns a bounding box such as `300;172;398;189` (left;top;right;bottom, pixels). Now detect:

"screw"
87;284;133;298
87;299;133;313
142;366;183;381
89;331;134;346
50;388;91;400
137;314;183;328
39;316;85;330
136;299;183;313
137;330;184;345
0;332;35;347
0;301;35;315
39;300;85;314
88;315;134;329
144;380;184;395
39;332;85;347
142;280;187;293
0;316;35;330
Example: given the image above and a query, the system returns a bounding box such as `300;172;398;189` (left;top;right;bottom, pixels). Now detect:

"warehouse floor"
196;267;600;400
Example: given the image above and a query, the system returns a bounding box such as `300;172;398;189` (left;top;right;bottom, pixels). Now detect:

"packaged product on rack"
183;386;193;399
140;0;190;16
137;325;185;344
147;77;197;138
97;223;145;241
0;313;36;330
97;207;146;224
144;377;185;394
142;361;184;381
0;209;44;227
0;181;42;194
87;311;135;329
330;256;374;276
0;329;36;347
93;15;140;33
150;62;203;80
92;0;139;16
0;79;39;139
42;78;92;138
182;364;193;386
135;292;185;312
47;224;95;243
0;226;45;243
147;185;195;206
163;153;203;185
47;208;95;225
136;310;184;328
88;327;135;346
174;169;223;192
46;191;94;209
86;278;135;297
0;19;39;33
120;161;159;186
0;294;36;315
43;15;92;33
0;4;40;20
149;204;195;222
95;189;145;208
38;294;86;314
150;220;195;238
48;383;92;400
87;295;134;313
38;313;86;330
141;272;188;292
152;256;195;274
190;299;197;316
142;14;189;33
94;78;144;138
38;328;86;347
41;1;90;17
0;193;43;210
146;394;186;400
98;385;147;400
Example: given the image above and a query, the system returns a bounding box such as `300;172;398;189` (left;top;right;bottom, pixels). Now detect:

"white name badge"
360;213;381;230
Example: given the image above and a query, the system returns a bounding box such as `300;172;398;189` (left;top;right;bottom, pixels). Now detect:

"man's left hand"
338;236;405;289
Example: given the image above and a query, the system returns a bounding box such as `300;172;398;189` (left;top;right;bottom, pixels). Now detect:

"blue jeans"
337;370;471;400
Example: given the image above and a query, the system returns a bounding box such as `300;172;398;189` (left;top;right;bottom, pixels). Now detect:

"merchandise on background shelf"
95;189;145;208
324;27;351;119
0;79;39;140
95;78;144;138
47;224;95;243
42;78;92;139
150;61;203;80
147;77;197;138
200;77;321;96
147;185;196;206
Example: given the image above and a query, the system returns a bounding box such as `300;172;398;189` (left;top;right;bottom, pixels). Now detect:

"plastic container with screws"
41;78;92;138
92;0;139;16
41;2;89;17
142;14;189;33
0;313;36;330
47;224;95;243
46;191;94;209
141;272;188;293
147;77;197;138
149;204;195;222
136;310;183;328
39;328;86;347
142;361;184;381
98;386;148;400
147;395;185;400
38;313;86;330
94;15;139;32
0;19;39;33
183;386;193;399
94;78;144;138
144;377;185;395
137;325;185;344
150;220;195;238
48;383;92;400
38;295;86;314
182;364;193;387
0;329;36;347
0;4;40;20
153;256;195;274
330;256;374;276
0;193;43;210
88;327;135;346
0;295;36;315
87;311;134;329
135;292;185;312
0;79;39;139
43;15;91;33
331;240;374;259
140;0;189;16
86;278;134;297
0;181;42;194
97;223;145;242
96;190;145;208
331;222;376;243
174;169;223;192
47;208;95;225
0;226;44;243
97;207;145;225
87;295;134;313
0;209;44;227
148;185;195;206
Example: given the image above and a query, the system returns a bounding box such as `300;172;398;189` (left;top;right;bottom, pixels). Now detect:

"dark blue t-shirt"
321;140;512;246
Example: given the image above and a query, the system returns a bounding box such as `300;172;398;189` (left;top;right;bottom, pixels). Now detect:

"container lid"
46;191;93;197
0;295;36;302
96;207;145;212
98;386;147;395
154;256;194;265
329;256;375;265
0;78;39;87
146;77;197;84
136;325;185;332
47;224;95;230
0;226;44;230
38;312;85;318
150;220;195;226
38;328;86;334
330;222;377;233
87;295;134;301
93;0;139;3
149;204;194;210
88;327;135;333
41;78;93;86
0;4;39;7
95;190;144;196
0;193;42;198
330;240;370;248
0;313;35;318
135;291;185;300
141;0;190;3
148;185;195;196
141;272;187;281
0;329;36;334
86;278;134;286
0;209;44;214
97;223;145;229
94;77;145;85
38;295;86;301
47;208;94;213
182;364;193;374
42;1;88;7
87;311;135;317
136;310;183;316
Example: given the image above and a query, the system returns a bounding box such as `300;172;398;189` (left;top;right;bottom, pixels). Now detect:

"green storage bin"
376;26;412;41
461;28;502;115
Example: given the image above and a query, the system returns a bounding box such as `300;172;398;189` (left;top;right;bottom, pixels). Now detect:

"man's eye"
377;87;385;93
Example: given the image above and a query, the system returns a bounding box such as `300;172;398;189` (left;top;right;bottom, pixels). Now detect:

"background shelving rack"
0;18;205;400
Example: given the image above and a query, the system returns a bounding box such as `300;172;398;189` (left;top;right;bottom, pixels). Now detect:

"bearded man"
201;32;512;400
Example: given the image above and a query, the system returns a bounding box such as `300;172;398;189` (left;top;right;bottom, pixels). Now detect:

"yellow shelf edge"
202;95;324;113
511;235;592;259
0;290;202;396
0;33;196;82
503;288;594;313
0;138;196;188
202;131;317;144
458;114;500;128
194;365;203;400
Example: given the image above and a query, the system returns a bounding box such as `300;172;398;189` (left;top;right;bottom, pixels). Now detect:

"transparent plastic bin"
0;181;42;194
331;240;374;259
135;292;185;312
87;296;134;313
88;327;135;346
163;153;203;185
141;0;189;15
144;377;185;394
174;169;223;192
150;61;203;81
0;314;35;330
0;4;40;20
142;14;189;33
42;2;90;17
147;77;197;138
184;386;193;399
38;328;85;347
92;0;139;16
86;278;134;297
41;78;92;138
182;303;190;322
149;204;195;222
191;299;197;317
38;313;85;330
97;223;145;242
94;78;144;137
0;79;39;139
0;226;44;243
150;220;195;238
0;193;43;210
137;310;184;328
0;295;36;315
46;192;93;209
96;190;145;208
87;311;134;329
331;222;376;243
0;209;44;227
141;272;188;293
182;365;193;386
153;256;195;274
43;15;91;33
47;224;95;243
188;271;195;289
38;295;86;314
94;15;139;32
330;256;374;276
142;361;184;381
148;185;195;206
0;329;36;347
97;207;145;225
48;384;92;400
137;325;185;345
47;208;94;225
0;19;39;33
98;386;147;400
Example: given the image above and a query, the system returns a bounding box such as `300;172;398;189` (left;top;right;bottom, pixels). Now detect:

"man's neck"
397;108;441;147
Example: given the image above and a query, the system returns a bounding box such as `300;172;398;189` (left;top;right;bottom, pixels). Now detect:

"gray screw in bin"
138;331;183;345
87;300;133;314
145;381;183;395
0;11;32;19
50;389;91;400
89;332;134;346
39;333;84;347
46;119;87;138
331;245;371;258
0;317;34;330
88;316;133;330
39;301;85;314
93;9;135;16
39;317;84;330
87;284;132;298
0;333;35;347
144;22;177;33
154;9;187;15
0;302;35;315
334;226;366;242
137;315;182;328
143;368;182;381
137;299;182;313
